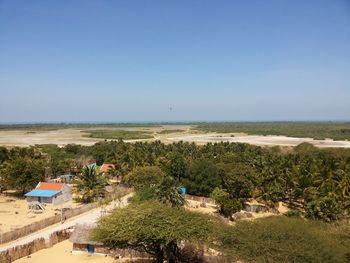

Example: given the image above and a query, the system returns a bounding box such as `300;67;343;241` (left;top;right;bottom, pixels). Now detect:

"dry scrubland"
0;195;81;232
0;124;350;148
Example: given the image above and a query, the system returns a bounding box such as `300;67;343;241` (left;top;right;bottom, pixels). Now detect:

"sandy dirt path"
0;193;133;253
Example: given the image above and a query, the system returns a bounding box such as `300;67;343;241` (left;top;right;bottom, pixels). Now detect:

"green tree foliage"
184;159;221;196
0;137;349;222
210;188;242;216
155;176;186;208
92;201;217;263
0;146;8;164
219;216;349;263
305;197;343;222
125;166;165;191
219;163;256;200
39;144;73;177
74;166;108;203
1;157;45;194
167;152;188;182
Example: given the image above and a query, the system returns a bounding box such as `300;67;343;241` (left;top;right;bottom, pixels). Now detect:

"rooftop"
25;189;60;197
100;163;115;173
37;182;65;191
70;224;101;245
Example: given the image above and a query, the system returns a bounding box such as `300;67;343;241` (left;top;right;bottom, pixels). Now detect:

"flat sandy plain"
14;240;117;263
0;195;81;232
0;125;350;148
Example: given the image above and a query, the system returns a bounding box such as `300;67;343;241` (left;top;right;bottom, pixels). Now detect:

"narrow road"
0;193;133;253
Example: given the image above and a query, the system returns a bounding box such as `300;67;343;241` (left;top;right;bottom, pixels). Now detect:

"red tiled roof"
37;182;64;191
100;163;115;173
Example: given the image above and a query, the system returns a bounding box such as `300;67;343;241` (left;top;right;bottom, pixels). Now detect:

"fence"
185;194;216;205
0;228;72;262
0;202;98;245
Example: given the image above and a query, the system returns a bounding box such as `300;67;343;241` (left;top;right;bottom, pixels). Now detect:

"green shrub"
210;188;242;217
284;209;301;218
219;216;349;263
305;197;343;222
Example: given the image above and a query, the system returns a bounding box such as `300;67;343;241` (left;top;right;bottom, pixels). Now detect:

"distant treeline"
0;123;162;130
194;122;350;140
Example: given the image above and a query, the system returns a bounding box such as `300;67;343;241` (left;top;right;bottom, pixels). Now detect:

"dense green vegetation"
74;166;108;203
82;129;153;140
1;140;349;222
1;139;350;262
93;201;218;263
220;216;350;263
126;166;186;208
93;200;350;263
195;122;350;140
158;129;185;134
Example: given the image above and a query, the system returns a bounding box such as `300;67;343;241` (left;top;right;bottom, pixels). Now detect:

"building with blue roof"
25;182;72;206
25;189;60;198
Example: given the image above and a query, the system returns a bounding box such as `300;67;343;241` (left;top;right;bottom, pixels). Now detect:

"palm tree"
74;166;107;203
155;176;186;208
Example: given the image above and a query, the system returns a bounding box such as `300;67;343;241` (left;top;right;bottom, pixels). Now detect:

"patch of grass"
158;129;185;134
82;130;154;140
219;216;350;263
194;122;350;140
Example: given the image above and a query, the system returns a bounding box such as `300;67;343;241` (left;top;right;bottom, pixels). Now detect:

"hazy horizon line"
0;120;350;125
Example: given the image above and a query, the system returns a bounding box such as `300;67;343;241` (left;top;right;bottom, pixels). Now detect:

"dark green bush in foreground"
219;216;350;263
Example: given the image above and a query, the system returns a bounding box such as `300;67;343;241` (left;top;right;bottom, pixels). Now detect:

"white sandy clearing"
168;133;350;148
14;240;117;263
0;129;103;147
0;126;349;148
185;199;217;215
0;196;81;232
0;194;133;254
0;125;194;147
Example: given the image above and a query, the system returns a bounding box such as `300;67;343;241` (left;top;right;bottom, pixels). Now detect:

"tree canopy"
74;166;108;203
92;201;217;262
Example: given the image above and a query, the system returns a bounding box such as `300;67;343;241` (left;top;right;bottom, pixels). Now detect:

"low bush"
219;216;349;263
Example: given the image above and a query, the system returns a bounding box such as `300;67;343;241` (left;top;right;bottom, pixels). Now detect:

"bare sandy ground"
0;125;193;147
14;240;117;263
186;199;217;215
167;133;350;148
0;129;103;147
0;195;82;232
0;194;133;254
0;126;349;148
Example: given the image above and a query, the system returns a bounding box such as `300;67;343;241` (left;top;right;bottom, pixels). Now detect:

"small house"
25;182;72;206
70;224;106;255
70;224;149;258
99;163;115;174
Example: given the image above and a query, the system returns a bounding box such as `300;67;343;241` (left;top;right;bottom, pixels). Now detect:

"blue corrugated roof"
25;189;60;197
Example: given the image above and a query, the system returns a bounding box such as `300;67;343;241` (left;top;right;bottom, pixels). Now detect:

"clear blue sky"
0;0;349;123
